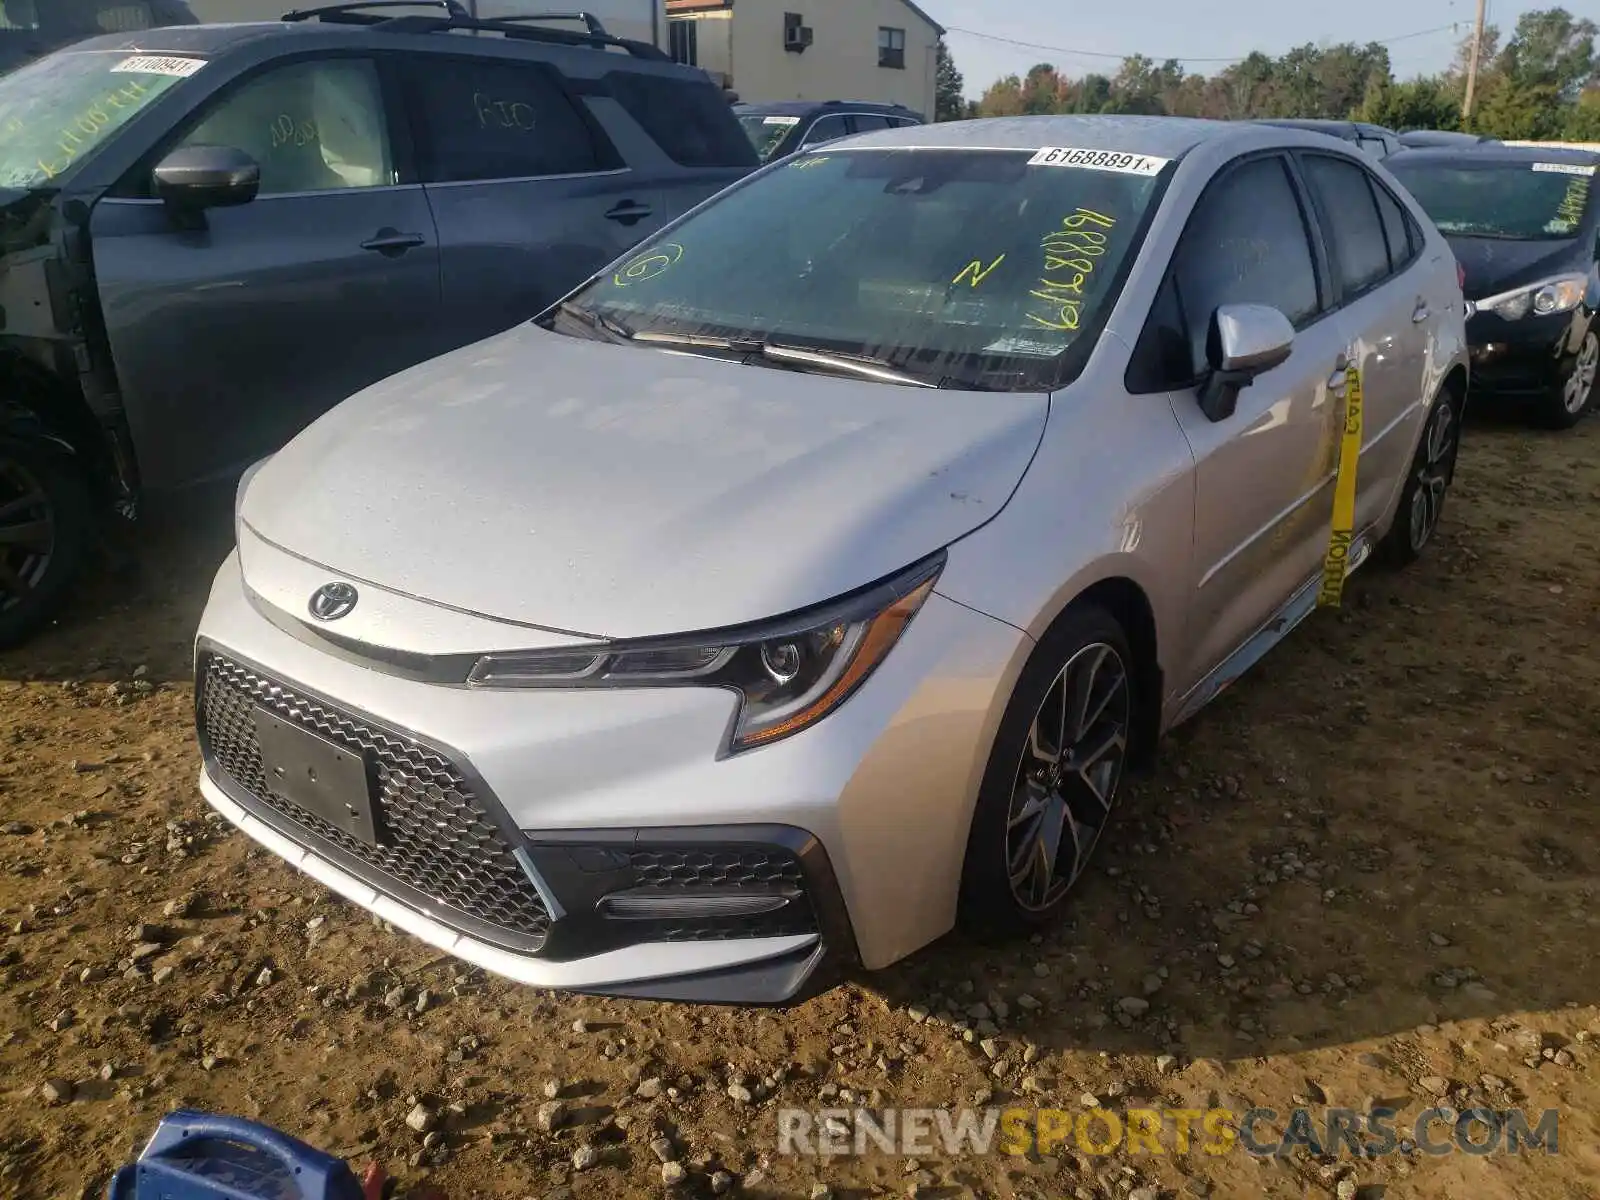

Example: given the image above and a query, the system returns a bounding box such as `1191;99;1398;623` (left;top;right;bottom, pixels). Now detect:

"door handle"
604;201;653;226
1412;301;1431;323
1327;369;1348;391
360;229;426;256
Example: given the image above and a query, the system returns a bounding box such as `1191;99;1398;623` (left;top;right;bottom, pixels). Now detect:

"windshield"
1388;159;1594;240
738;113;799;161
0;48;201;188
549;147;1169;391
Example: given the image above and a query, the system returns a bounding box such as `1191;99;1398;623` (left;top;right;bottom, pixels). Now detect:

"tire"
1534;321;1598;430
1377;385;1463;568
958;604;1137;937
0;437;94;651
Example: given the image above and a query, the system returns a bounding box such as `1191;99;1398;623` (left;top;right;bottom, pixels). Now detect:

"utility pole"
1462;0;1487;122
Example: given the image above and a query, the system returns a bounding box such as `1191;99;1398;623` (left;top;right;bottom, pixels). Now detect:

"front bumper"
193;548;1028;1004
1465;307;1590;397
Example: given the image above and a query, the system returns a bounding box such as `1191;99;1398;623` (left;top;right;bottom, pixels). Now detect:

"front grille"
197;651;551;951
627;847;817;942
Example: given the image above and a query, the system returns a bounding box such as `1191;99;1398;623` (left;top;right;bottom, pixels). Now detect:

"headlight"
1475;274;1587;321
467;555;943;751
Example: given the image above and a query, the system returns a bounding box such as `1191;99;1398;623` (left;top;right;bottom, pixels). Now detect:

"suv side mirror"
153;145;261;212
1197;303;1295;422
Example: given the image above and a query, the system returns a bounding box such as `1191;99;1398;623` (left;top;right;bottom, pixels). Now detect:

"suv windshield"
549;147;1169;391
737;113;799;161
1388;158;1595;240
0;48;201;189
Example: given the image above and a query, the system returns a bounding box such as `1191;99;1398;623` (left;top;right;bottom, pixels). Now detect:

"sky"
933;0;1554;99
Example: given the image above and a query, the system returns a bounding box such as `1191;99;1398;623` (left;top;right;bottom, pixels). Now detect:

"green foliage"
970;6;1599;141
934;39;966;123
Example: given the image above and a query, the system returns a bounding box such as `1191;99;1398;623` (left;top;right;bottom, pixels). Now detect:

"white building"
666;0;943;117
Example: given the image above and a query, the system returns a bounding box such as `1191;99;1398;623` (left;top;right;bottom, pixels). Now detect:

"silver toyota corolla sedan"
195;116;1469;1004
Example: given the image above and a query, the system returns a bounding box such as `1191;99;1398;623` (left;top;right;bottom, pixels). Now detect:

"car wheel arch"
1014;574;1164;769
0;354;120;501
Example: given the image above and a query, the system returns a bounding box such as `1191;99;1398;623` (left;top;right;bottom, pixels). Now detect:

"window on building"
668;18;698;66
878;26;905;69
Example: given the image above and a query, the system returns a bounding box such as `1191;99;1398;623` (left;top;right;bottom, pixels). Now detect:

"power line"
943;21;1465;68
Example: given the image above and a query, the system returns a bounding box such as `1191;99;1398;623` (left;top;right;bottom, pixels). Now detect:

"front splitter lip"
197;771;827;1004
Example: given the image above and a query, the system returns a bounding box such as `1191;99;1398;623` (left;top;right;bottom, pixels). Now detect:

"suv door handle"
1327;369;1348;390
360;229;426;256
1412;300;1431;323
604;200;653;226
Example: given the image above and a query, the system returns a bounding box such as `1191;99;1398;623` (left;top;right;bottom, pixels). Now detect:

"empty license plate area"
251;706;382;845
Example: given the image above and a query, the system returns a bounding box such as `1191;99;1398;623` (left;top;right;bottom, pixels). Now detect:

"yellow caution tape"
1317;365;1363;608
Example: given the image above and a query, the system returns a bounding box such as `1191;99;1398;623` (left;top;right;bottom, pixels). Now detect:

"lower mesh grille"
627;847;817;941
197;651;551;951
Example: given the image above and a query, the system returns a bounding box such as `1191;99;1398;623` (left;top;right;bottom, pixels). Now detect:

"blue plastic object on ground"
106;1110;365;1200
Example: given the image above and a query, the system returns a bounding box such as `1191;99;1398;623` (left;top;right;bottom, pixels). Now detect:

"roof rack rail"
491;11;609;38
280;4;668;59
281;1;466;22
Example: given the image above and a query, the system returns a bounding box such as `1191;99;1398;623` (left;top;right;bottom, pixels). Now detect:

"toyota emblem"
308;581;358;622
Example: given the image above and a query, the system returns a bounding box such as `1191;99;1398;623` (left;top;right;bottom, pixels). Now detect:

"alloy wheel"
1562;329;1599;416
1005;642;1131;912
0;458;55;613
1408;399;1457;552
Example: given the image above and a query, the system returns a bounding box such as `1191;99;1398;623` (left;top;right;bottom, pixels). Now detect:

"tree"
1497;7;1598;99
934;39;966;122
962;8;1598;137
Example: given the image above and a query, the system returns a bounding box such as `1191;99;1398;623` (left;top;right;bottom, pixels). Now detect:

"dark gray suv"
0;3;756;647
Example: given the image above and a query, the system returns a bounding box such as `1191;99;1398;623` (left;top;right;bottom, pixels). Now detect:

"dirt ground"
3;411;1600;1200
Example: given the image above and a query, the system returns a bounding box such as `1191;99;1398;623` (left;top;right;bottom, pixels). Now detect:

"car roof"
1255;118;1357;134
1387;143;1600;168
735;100;917;117
831;113;1306;159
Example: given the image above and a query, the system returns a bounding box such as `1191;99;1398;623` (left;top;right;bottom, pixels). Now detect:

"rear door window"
1301;153;1394;298
1370;178;1419;272
404;56;619;183
603;70;756;169
849;114;892;133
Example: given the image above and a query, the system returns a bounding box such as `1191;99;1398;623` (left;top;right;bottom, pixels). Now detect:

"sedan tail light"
1456;259;1466;291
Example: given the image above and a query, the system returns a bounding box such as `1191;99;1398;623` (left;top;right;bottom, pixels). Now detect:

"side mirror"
1196;303;1295;422
152;145;261;212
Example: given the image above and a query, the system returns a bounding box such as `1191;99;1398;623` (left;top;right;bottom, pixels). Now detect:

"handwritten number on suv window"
474;93;537;132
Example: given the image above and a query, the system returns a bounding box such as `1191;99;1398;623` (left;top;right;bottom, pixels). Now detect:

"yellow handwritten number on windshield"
613;243;685;287
953;254;1006;288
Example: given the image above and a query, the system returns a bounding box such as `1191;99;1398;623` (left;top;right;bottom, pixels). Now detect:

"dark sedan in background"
1388;145;1599;428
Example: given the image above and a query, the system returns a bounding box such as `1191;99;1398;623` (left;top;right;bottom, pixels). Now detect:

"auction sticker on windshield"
1531;162;1596;177
764;116;801;126
1027;147;1169;175
110;55;206;78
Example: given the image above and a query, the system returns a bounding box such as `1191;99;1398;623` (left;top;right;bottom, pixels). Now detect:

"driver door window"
802;114;849;147
175;58;393;195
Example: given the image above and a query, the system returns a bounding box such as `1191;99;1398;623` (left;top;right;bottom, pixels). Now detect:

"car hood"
241;326;1049;640
1449;234;1584;300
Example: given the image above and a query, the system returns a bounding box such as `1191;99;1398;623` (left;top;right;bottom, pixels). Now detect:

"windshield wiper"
553;301;636;342
565;314;943;388
757;342;937;388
